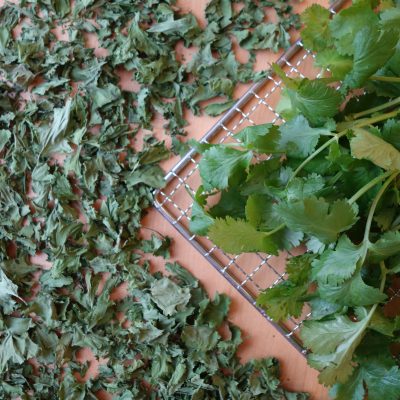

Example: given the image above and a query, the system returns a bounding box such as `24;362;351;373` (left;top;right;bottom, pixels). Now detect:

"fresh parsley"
192;1;400;397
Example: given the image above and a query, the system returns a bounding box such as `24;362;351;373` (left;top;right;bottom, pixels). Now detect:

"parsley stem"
363;171;399;246
264;223;286;236
352;96;400;119
141;226;168;239
348;170;393;205
288;130;348;183
362;261;387;330
289;109;400;184
337;109;400;132
333;260;387;374
370;75;400;83
356;172;398;269
379;261;388;291
353;109;400;128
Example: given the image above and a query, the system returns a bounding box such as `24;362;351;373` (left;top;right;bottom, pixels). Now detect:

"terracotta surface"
143;1;331;399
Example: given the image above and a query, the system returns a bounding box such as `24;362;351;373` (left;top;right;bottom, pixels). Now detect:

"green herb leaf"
236;123;281;153
189;200;215;236
287;79;342;126
369;231;400;261
330;2;379;56
208;216;279;254
257;254;314;321
301;314;369;385
275;197;358;244
350;128;400;171
199;146;252;191
150;278;191;316
318;271;386;307
301;4;332;52
279;115;332;157
312;235;363;285
343;25;399;88
330;355;400;400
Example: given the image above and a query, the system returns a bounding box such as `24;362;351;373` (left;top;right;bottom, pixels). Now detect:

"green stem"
378;261;388;292
352;96;400;120
333;261;387;373
370;75;400;83
288;109;400;184
356;171;400;268
363;171;399;245
288;130;348;183
337;109;400;131
364;261;387;324
264;223;285;236
141;226;168;239
348;170;393;205
354;109;400;128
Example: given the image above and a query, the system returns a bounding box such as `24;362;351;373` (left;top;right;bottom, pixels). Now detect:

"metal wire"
154;0;363;354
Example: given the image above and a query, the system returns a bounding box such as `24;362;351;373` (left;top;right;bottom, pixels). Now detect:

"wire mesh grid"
154;0;348;354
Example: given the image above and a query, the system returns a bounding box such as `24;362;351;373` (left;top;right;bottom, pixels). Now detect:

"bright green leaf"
208;216;279;255
199;146;252;191
274;197;358;244
312;235;363;285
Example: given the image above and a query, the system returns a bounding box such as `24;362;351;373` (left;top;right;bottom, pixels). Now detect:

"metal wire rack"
154;0;347;354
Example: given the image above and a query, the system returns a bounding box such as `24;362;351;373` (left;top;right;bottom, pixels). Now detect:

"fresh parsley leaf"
257;280;307;322
330;355;400;400
350;128;400;171
343;25;399;89
300;4;332;52
208;216;279;255
330;2;379;56
209;186;247;219
257;254;314;321
245;194;283;230
285;174;325;202
279;115;333;157
318;271;386;307
369;231;400;261
189;200;215;236
315;49;353;80
199;146;252;191
301;313;369;385
287;79;343;126
274;197;358;244
311;235;363;285
236;123;281;153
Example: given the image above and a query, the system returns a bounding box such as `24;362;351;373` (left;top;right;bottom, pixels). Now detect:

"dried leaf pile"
0;0;306;399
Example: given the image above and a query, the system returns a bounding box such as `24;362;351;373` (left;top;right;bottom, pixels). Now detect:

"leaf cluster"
192;1;400;397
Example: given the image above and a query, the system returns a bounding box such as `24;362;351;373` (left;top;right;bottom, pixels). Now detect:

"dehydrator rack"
154;0;347;353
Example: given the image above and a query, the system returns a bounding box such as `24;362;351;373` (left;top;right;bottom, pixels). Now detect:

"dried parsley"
0;0;306;398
